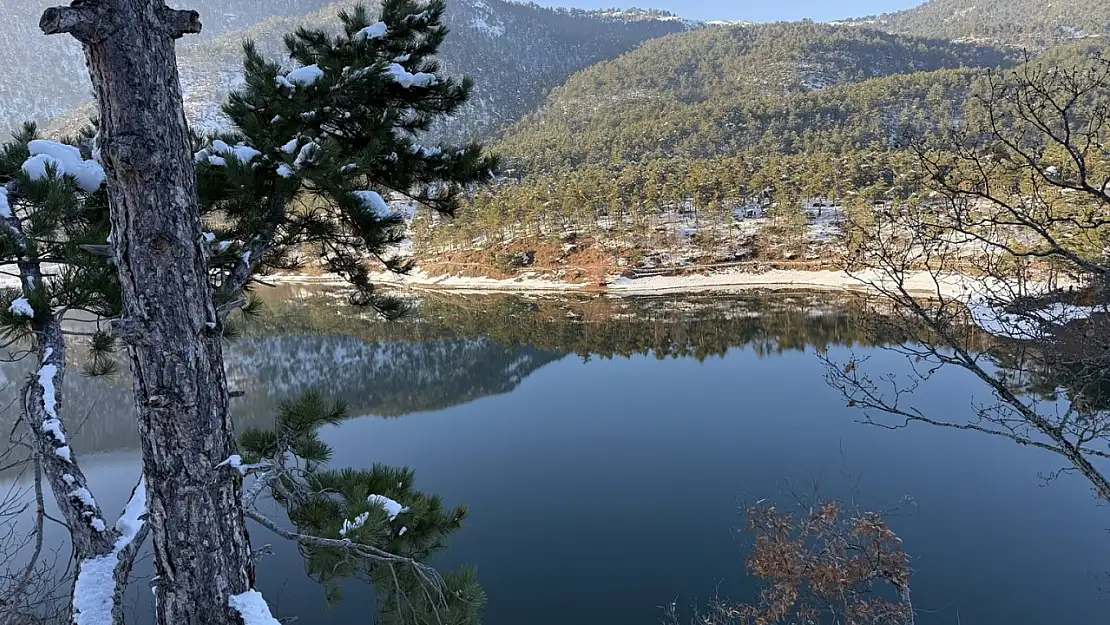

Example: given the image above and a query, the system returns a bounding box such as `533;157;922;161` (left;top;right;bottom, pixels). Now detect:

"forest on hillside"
420;26;1107;266
864;0;1110;48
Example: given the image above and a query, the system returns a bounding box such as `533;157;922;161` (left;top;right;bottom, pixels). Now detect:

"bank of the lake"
276;266;993;299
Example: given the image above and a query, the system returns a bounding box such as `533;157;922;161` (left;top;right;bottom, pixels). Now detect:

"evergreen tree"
1;1;495;623
197;0;497;317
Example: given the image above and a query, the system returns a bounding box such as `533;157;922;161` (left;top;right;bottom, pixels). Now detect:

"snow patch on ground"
349;266;981;298
967;300;1100;340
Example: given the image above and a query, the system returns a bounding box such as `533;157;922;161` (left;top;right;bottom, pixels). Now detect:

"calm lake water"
3;286;1107;624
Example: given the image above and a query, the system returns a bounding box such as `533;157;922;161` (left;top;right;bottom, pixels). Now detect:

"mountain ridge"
493;21;1014;170
38;0;688;142
859;0;1110;48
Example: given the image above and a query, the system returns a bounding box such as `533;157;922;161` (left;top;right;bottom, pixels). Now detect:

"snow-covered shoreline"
270;267;980;299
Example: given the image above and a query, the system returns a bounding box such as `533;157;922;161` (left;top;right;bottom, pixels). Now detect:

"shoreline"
272;267;979;300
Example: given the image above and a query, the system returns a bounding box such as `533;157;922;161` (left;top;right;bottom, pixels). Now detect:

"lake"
3;286;1107;624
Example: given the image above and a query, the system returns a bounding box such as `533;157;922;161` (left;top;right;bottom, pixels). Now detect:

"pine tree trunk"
40;3;253;624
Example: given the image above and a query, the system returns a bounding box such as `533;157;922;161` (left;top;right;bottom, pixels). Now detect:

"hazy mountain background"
0;0;341;137
5;0;686;141
3;0;1106;184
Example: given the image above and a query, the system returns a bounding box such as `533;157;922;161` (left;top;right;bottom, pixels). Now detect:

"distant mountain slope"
39;0;687;142
494;22;1013;170
0;0;340;138
860;0;1110;48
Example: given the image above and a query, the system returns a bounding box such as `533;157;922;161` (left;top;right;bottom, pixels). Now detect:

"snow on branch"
384;63;437;88
228;589;282;625
9;297;35;318
215;454;269;476
72;477;147;625
367;494;409;521
275;65;324;91
354;190;396;218
21;140;104;193
194;139;261;166
355;21;387;40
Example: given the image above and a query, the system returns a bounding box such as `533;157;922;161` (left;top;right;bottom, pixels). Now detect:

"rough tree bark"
39;2;254;624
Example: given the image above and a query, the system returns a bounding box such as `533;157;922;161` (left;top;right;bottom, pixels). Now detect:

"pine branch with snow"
0;120;145;625
0;4;493;623
237;390;483;623
193;0;498;319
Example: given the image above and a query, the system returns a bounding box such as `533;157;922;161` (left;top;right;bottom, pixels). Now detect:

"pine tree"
238;391;485;624
196;0;497;318
4;1;496;623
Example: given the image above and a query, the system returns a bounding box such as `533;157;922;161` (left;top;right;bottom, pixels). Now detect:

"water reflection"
1;288;903;459
0;286;1105;625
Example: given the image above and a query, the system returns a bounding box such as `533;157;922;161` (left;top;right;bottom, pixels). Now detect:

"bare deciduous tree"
827;51;1110;503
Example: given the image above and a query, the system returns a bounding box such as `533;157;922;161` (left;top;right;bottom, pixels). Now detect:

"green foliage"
440;25;1110;252
496;23;1010;172
241;389;480;622
0;123;120;366
80;330;120;378
195;0;498;318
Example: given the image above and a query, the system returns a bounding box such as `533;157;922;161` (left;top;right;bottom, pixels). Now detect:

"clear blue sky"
544;0;924;22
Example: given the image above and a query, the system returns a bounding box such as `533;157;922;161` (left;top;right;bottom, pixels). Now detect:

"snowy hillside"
32;0;686;142
0;0;341;138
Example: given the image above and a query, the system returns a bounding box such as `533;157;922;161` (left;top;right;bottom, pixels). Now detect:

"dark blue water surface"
8;289;1107;625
